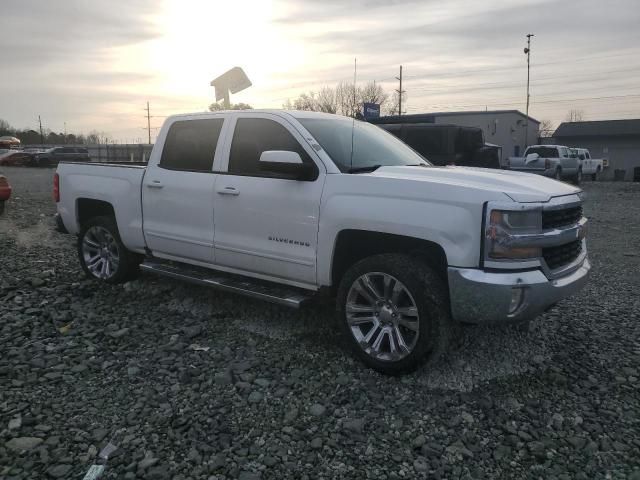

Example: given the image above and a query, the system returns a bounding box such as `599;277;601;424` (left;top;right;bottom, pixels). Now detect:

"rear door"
212;113;325;286
142;116;226;264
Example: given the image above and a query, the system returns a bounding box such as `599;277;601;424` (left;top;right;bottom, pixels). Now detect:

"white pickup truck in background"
572;148;604;181
54;110;590;374
507;145;581;184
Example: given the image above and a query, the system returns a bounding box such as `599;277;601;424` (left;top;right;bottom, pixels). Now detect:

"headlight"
486;209;541;260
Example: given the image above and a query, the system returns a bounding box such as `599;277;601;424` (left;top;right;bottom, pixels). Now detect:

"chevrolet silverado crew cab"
508;145;581;184
55;111;590;374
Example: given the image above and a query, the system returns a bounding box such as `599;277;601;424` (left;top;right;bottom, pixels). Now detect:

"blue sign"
363;102;380;119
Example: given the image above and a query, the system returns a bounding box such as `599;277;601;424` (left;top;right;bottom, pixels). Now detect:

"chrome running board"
140;260;313;309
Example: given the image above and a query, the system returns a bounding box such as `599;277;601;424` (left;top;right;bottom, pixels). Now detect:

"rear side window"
160;118;224;171
228;118;312;176
526;147;559;158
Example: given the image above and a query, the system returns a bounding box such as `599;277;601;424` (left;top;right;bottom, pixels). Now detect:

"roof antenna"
350;57;357;171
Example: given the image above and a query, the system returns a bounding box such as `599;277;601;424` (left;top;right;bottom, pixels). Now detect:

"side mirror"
259;150;316;180
525;153;539;163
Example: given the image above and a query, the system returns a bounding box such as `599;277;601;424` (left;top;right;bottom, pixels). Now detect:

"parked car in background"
0;149;33;166
508;145;581;184
369;117;502;169
572;148;604;181
0;174;12;214
55;110;590;374
34;147;90;166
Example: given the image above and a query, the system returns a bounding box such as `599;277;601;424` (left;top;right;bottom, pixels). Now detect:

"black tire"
77;216;140;284
336;253;453;375
554;168;562;181
572;169;582;185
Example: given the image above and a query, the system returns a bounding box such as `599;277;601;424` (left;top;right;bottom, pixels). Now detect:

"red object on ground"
53;173;60;202
0;175;12;201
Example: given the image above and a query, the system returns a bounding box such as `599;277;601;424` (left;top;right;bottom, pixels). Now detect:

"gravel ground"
1;166;639;480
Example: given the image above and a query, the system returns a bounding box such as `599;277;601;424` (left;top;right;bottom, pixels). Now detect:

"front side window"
228;118;313;176
160;118;224;171
298;117;428;172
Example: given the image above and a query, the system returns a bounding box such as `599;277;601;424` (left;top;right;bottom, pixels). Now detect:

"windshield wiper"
347;165;382;174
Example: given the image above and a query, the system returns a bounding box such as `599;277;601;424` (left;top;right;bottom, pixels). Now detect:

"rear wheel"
572;169;582;185
77;216;140;284
337;254;453;375
554;168;562;181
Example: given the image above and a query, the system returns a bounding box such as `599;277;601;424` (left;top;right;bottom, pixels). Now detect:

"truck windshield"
298;117;429;173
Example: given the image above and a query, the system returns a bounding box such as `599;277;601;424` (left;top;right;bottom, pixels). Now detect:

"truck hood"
370;165;581;203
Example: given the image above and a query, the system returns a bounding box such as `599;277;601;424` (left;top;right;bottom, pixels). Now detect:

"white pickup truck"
572;148;604;181
508;145;581;184
55;110;590;374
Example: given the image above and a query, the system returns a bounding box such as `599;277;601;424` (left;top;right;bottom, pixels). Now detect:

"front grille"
543;240;582;270
542;206;582;230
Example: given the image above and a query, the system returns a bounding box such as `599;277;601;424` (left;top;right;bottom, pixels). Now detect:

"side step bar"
140;261;313;309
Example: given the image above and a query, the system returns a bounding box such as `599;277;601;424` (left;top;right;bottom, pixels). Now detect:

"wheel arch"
76;198;116;229
330;230;449;289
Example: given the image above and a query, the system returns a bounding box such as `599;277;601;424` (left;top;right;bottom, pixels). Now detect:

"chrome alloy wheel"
82;226;120;279
345;272;420;362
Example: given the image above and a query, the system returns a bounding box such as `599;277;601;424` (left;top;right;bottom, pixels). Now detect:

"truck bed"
56;161;148;252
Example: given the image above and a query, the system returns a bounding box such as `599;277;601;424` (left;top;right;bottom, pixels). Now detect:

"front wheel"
336;254;453;375
77;216;140;283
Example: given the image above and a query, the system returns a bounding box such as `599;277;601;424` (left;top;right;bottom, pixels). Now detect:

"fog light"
509;287;524;314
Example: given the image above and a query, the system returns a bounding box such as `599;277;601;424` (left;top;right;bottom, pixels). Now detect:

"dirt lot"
1;166;639;479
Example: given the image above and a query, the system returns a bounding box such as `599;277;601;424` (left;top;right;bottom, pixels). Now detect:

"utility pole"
64;122;67;143
395;65;405;116
524;33;534;148
38;115;44;144
353;57;357;117
145;101;152;144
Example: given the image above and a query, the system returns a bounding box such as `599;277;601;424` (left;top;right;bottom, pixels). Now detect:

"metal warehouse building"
552;119;640;181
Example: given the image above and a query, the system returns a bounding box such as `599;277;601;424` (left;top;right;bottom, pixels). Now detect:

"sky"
1;0;639;142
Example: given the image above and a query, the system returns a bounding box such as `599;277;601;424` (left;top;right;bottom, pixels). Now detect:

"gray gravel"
1;166;639;479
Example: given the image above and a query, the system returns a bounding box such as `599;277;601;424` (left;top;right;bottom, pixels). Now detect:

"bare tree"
285;81;395;117
359;81;388;106
316;87;337;113
539;119;555;137
384;90;407;116
565;109;585;122
292;93;317;111
209;102;253;111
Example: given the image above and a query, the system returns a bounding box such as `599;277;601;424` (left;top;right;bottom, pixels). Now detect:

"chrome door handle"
217;186;240;196
146;180;164;188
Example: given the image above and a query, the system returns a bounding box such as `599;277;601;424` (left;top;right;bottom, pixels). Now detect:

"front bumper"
447;257;590;324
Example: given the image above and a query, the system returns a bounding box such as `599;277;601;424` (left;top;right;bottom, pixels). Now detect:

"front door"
142;117;225;264
213;114;325;285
